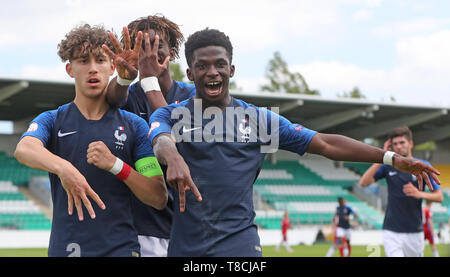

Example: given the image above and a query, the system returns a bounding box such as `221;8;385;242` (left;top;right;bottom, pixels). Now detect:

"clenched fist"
87;141;116;171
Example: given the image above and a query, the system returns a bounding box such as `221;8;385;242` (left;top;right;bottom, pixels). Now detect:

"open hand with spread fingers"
393;155;440;192
139;31;171;79
102;26;143;81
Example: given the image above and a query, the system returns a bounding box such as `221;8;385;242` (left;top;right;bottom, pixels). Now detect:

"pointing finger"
67;192;74;216
152;34;160;55
74;196;84;221
144;33;151;53
102;44;117;60
88;187;106;210
81;194;96;219
122;26;131;51
423;172;433;192
417;174;423;191
188;178;202;202
108;32;123;54
429;172;440;185
134;31;143;54
178;182;186;213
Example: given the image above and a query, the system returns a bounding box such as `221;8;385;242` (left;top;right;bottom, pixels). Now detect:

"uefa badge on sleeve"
27;122;38;132
147;122;160;138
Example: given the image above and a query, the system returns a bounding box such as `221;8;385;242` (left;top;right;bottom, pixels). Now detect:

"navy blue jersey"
124;80;195;238
125;80;196;123
148;97;317;257
336;204;356;229
374;160;440;233
20;102;155;257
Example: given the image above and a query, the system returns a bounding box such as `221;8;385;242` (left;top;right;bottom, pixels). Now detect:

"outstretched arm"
15;136;105;221
306;133;440;190
359;139;391;187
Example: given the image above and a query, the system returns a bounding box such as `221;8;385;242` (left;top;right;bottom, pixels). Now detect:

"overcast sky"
1;0;450;109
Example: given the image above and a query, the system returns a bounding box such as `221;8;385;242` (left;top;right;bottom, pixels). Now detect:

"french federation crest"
114;126;127;150
239;119;251;143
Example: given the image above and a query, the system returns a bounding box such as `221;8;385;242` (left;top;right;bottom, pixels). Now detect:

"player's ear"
66;63;74;78
187;68;194;81
230;64;235;78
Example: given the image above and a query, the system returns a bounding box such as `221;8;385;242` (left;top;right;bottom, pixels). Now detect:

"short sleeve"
271;110;317;155
123;111;155;163
148;105;176;145
373;164;387;181
20;110;56;147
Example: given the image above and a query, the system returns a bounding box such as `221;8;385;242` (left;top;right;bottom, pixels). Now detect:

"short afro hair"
57;23;113;62
184;28;233;67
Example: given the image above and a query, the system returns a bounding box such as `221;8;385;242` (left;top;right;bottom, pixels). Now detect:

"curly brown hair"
57;23;114;62
125;14;184;58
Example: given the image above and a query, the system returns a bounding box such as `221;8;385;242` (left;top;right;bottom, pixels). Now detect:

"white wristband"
117;76;134;86
109;157;124;175
141;76;160;92
383;151;395;166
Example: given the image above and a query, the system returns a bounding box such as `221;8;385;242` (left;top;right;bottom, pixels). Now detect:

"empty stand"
0;153;51;230
254;160;385;229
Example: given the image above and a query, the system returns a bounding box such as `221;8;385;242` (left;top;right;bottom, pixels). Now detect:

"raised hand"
139;31;170;79
102;26;143;80
393;155;440;192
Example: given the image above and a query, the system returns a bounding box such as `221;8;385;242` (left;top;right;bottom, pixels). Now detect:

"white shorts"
138;235;169;257
382;230;424;257
336;227;351;240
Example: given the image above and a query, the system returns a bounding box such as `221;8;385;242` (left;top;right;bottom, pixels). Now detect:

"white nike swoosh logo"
58;130;77;137
182;126;202;133
388;171;397;176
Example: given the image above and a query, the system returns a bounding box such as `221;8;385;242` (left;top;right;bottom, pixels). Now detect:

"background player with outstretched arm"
360;127;443;257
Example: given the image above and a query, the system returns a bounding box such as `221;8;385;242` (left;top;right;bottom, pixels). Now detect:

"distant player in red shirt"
423;200;439;257
276;211;293;252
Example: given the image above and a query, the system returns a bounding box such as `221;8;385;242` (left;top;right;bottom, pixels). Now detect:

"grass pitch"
0;244;447;257
263;243;450;257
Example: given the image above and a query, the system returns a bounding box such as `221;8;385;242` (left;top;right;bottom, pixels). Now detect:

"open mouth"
88;78;100;86
204;81;223;96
